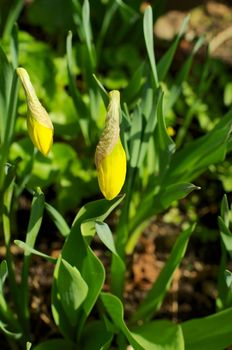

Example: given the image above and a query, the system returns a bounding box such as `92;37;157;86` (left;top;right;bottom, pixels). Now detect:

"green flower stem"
21;189;44;336
111;167;136;298
115;167;135;255
0;70;19;192
2;175;27;341
15;148;37;197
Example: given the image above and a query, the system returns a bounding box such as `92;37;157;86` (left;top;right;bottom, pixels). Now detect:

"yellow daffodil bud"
16;67;54;156
95;90;127;200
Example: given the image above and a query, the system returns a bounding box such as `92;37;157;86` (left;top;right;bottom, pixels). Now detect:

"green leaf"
0;320;21;339
45;202;70;237
57;258;88;327
116;0;139;23
136;88;160;168
102;295;184;350
52;196;125;339
217;197;232;310
95;221;117;255
157;15;189;81
81;320;113;350
93;74;108;108
0;46;13;142
132;225;195;321
82;0;92;56
159;183;200;209
101;293;143;350
182;307;232;350
0;260;8;294
122;63;145;104
128;86;158;170
154;93;175;179
24;189;45;255
78;246;105;336
95;221;125;296
164;116;232;184
218;216;232;255
97;1;118;52
225;270;232;290
224;82;232;106
143;6;159;88
132;320;185;350
128;183;198;250
33;339;75;350
128;104;143;168
14;240;57;263
21;188;45;326
0;54;18;192
11;23;19;69
53;234;105;339
73;195;125;238
66;31;89;143
4;70;19;152
220;194;229;227
2;0;23;39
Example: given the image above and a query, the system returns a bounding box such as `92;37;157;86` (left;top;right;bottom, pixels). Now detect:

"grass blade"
143;6;159;88
45;202;70;237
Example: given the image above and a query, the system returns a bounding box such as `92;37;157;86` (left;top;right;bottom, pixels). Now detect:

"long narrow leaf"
10;23;19;69
127;183;198;254
132;225;195;321
143;6;159;88
164;114;232;184
45;202;70;237
82;0;93;58
2;0;23;39
21;188;45;331
154;92;175;179
14;240;57;263
92;74;108;108
0;47;13;143
66;31;90;143
122;63;145;104
95;221;125;297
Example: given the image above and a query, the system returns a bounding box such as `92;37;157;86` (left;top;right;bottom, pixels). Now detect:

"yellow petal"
27;116;53;156
16;67;53;156
95;90;127;200
97;139;126;200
